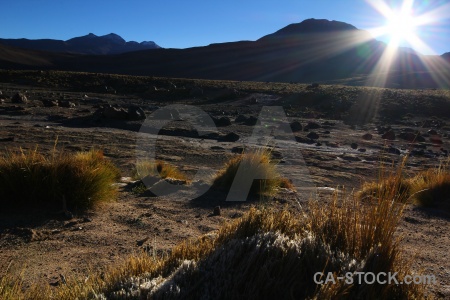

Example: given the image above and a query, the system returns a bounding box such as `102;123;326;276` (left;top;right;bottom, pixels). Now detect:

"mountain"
0;33;160;55
0;19;449;89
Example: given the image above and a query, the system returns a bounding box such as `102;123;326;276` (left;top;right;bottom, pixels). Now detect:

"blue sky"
1;0;449;55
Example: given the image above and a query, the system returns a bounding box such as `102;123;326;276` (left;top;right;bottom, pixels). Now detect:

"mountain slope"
0;33;160;55
0;19;448;89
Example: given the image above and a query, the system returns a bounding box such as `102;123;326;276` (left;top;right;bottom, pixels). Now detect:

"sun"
385;8;418;47
366;0;433;52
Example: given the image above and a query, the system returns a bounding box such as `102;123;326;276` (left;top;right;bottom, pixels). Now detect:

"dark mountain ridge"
0;33;160;55
0;18;449;89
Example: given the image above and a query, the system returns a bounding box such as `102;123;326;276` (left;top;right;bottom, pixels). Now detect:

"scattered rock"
295;136;314;144
234;115;248;123
221;132;240;142
351;142;358;149
127;106;146;120
290;121;302;132
358;148;366;152
428;129;438;135
399;132;425;143
213;116;231;127
42;100;59;107
362;133;373;140
213;206;221;216
244;116;258;126
382;130;396;140
11;93;27;104
231;146;245;154
386;146;401;155
58;100;76;108
210;146;225;151
340;154;361;162
307;132;319;140
304;121;321;130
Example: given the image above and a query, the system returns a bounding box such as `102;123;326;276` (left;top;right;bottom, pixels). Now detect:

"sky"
1;0;449;55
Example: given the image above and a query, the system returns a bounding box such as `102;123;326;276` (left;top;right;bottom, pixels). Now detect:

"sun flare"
385;8;418;47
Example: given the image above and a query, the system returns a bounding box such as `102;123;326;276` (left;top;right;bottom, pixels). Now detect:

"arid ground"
0;71;449;298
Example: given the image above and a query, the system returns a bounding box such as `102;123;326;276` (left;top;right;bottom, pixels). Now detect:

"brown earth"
0;79;449;298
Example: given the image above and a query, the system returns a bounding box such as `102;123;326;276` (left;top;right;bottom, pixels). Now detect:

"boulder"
128;106;146;120
304;121;321;130
42;100;59;107
235;115;248;123
351;143;358;149
382;130;396;140
362;133;373;140
213;116;231;127
244;116;258;126
58;100;76;108
103;106;128;119
290;121;302;132
307;132;319;140
222;132;240;142
11;93;27;104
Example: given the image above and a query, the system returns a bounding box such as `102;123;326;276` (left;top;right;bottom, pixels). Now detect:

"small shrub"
212;149;290;197
0;147;120;212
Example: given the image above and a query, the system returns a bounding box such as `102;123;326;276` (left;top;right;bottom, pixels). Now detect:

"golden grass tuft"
213;149;291;197
358;156;450;211
134;160;188;182
0;147;120;212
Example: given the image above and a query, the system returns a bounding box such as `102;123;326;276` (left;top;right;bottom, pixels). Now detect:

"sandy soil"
0;83;448;298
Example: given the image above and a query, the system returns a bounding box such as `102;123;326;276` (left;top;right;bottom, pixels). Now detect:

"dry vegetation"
0;187;425;299
213;149;293;198
0;146;120;212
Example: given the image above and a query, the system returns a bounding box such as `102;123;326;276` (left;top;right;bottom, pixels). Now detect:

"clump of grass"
212;149;291;197
357;157;412;203
0;147;120;212
409;161;450;210
0;191;424;299
358;157;450;211
134;160;188;181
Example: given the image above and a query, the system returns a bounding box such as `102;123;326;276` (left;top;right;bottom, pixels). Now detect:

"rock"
42;100;59;107
244;116;258;126
430;136;443;144
290;121;302;132
322;121;335;127
295;136;314;144
427;129;437;135
128;106;146;120
351;142;358;149
213;116;231;127
399;132;425;142
304;121;321;130
0;136;14;142
386;146;401;155
307;132;319;139
231;146;245;154
315;142;322;146
11;93;27;104
362;133;373;140
58;100;76;108
222;132;240;142
358;148;366;152
103;106;128;119
235;115;248;123
382;130;396;140
213;206;221;216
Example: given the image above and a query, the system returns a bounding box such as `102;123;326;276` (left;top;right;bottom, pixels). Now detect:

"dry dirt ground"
0;82;449;298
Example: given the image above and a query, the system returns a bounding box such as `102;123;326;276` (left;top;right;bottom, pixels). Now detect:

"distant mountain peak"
259;18;358;41
100;33;126;44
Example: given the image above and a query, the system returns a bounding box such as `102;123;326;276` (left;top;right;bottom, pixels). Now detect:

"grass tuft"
212;148;291;197
0;147;120;212
134;160;188;182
